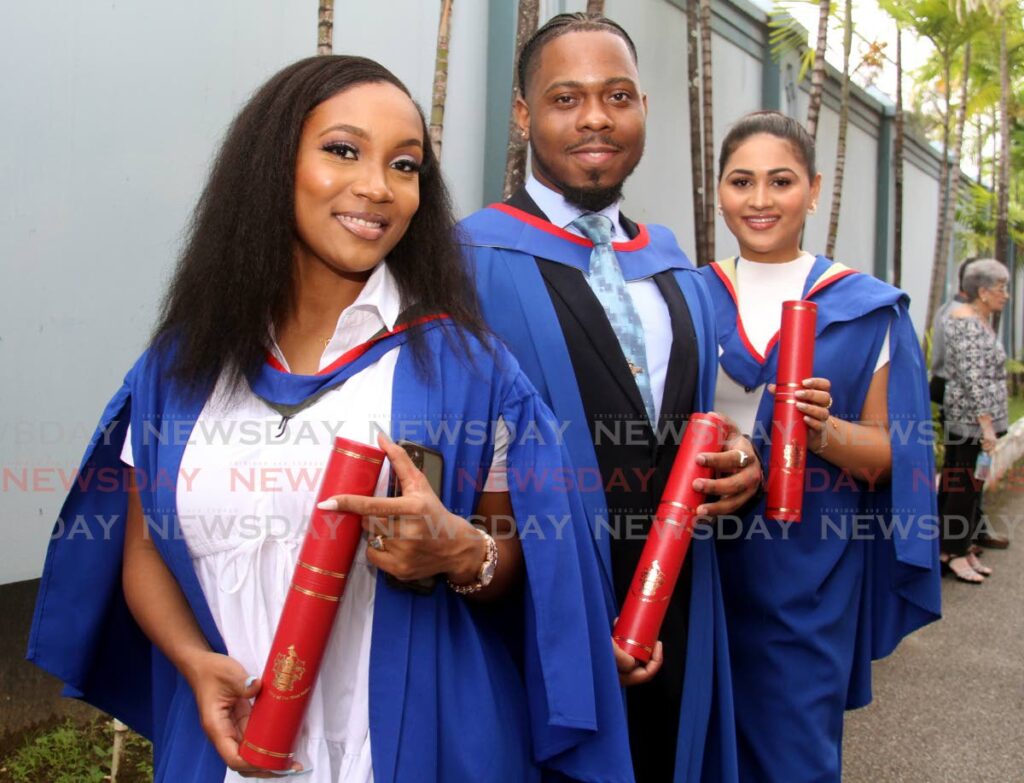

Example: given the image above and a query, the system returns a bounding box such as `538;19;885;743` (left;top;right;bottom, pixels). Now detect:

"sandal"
942;556;985;584
966;553;992;576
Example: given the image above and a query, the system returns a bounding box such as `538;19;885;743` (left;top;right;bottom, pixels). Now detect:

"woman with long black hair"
28;56;631;783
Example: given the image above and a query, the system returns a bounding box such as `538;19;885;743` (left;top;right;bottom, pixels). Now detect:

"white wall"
899;159;942;330
803;109;879;274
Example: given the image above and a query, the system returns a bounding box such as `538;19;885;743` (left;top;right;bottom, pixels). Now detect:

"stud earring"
717;204;723;216
808;203;817;214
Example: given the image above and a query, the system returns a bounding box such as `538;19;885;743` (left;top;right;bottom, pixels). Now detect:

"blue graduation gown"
27;320;634;783
459;204;739;783
700;257;942;783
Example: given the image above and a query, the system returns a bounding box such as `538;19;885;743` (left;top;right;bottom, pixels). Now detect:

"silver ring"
369;535;386;551
736;450;751;469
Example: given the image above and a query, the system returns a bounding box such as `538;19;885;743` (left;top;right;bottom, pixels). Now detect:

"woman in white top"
28;56;633;783
698;111;940;783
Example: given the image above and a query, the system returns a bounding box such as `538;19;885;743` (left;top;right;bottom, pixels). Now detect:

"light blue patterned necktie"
571;213;657;426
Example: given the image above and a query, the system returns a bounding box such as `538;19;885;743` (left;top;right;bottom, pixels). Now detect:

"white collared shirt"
121;262;506;782
524;175;672;422
525;174;630;242
270;260;401;372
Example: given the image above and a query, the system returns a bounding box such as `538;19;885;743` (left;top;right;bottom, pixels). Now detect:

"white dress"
123;263;506;782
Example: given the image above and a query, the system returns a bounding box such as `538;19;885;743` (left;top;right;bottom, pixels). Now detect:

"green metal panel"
761;39;780;110
483;0;517;205
874;108;893;282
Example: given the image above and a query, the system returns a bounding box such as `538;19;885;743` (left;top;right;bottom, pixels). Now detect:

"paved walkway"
843;483;1024;781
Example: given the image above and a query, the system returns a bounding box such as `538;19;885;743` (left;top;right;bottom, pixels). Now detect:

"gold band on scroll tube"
635;593;671;603
776;382;803;388
241;740;294;759
332;446;383;465
767;506;801;515
656;513;696;527
613;636;654;654
785;304;816;312
690;417;720;429
290;584;341;602
298;561;347;580
661;500;696;512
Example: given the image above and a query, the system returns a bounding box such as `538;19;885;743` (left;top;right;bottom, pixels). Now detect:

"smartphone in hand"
385;440;444;594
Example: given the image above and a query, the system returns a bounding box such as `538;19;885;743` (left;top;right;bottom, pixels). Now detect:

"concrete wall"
900;138;945;329
0;0;977;585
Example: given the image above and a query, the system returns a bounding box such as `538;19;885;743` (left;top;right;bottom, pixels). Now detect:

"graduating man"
459;13;759;783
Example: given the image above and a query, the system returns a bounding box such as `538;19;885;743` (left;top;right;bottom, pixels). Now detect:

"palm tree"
995;19;1011;264
825;0;853;257
429;0;455;160
896;0;977;327
947;43;973;263
687;0;707;265
806;0;832;141
317;0;334;55
700;0;716;262
767;1;833;141
503;0;539;199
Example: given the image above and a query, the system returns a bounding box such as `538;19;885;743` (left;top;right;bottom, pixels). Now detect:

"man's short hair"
516;12;638;97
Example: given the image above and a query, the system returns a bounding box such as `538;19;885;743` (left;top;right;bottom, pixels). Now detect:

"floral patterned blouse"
942;315;1008;437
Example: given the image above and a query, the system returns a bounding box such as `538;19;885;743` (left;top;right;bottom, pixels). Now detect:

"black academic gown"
468;188;721;783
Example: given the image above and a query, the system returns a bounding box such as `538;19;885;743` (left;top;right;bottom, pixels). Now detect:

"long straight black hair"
152;55;486;393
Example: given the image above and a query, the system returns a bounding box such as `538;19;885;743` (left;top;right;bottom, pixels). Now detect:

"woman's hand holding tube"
122;476;302;777
318;435;522;599
769;371;892;484
186;653;304;778
791;376;835;452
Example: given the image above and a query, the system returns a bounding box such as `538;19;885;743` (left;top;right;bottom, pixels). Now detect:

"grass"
0;718;152;783
1009;395;1024;426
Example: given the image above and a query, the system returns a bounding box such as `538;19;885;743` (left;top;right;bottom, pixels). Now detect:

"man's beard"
532;138;640;213
561;181;624;213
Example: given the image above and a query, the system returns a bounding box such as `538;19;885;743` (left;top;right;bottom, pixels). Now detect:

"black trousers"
938;435;985;557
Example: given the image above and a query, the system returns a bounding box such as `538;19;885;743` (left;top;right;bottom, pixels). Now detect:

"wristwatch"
447;529;498;595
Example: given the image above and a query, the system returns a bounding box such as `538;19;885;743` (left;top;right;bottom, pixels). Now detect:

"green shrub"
1;718;152;783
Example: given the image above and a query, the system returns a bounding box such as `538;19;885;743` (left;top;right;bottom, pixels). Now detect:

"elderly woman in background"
940;258;1011;583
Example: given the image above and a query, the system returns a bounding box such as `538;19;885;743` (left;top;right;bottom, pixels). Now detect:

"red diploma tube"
612;413;727;663
765;300;817;523
239;436;384;771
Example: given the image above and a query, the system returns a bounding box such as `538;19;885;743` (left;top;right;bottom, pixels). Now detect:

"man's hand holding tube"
614;412;758;686
692;413;762;517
